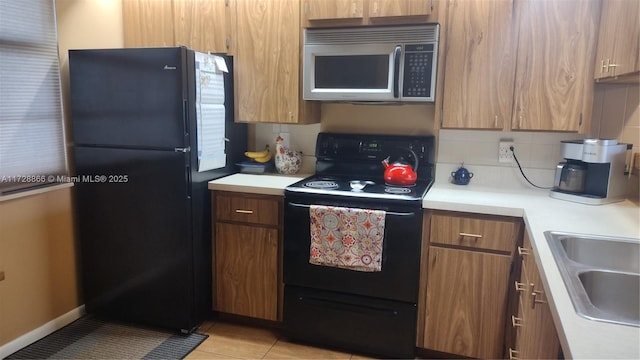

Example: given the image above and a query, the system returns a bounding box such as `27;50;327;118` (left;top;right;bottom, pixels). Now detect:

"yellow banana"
244;145;270;159
252;151;272;163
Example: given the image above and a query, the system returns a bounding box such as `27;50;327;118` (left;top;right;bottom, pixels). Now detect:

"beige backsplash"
252;87;639;199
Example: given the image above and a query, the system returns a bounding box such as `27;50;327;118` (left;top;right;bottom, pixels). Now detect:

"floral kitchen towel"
309;205;386;272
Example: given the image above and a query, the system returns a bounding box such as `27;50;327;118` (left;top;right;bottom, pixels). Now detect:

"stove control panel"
316;132;434;165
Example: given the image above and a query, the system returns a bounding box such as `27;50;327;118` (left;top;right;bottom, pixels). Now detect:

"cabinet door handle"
515;281;526;292
601;59;609;73
509;348;519;360
235;209;254;214
517;246;530;257
459;232;482;239
511;315;523;327
608;61;618;76
531;290;547;308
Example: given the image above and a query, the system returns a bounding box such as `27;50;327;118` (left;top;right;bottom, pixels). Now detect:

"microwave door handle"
393;45;402;98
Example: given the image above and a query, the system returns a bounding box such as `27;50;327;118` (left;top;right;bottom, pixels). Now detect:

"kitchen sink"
545;231;640;327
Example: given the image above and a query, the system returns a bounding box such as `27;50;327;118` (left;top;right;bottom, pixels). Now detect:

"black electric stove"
282;132;435;358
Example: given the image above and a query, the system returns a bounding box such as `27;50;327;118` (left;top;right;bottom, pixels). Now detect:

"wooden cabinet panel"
511;0;599;132
440;0;598;132
369;0;431;18
441;0;516;129
215;193;280;226
423;247;512;358
214;222;278;320
304;0;432;27
173;0;228;53
304;0;364;20
430;212;519;253
123;0;228;53
419;211;523;357
235;0;319;123
123;0;175;48
594;0;640;80
511;232;562;359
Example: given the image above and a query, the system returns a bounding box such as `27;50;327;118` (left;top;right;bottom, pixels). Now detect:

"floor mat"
4;316;207;360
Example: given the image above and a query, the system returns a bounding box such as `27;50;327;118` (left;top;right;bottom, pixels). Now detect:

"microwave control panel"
402;44;434;99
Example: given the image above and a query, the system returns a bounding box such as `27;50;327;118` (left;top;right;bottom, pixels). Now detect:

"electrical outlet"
499;141;514;163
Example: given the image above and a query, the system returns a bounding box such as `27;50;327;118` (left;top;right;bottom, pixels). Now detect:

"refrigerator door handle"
174;146;191;153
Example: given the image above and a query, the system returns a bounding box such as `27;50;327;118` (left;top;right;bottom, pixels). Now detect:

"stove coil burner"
385;186;413;194
304;180;339;190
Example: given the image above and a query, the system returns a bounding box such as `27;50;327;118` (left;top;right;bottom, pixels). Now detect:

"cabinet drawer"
430;213;519;253
215;193;280;226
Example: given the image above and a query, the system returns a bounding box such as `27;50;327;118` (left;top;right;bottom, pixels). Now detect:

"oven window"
314;55;389;89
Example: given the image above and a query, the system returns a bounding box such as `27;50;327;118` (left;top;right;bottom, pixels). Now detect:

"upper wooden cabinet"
303;0;432;27
234;0;319;123
440;0;599;132
594;0;640;82
369;0;432;18
173;0;229;53
304;0;364;21
511;0;599;132
123;0;229;54
440;0;517;129
123;0;175;47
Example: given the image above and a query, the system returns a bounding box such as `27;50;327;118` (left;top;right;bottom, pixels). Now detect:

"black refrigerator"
69;47;246;333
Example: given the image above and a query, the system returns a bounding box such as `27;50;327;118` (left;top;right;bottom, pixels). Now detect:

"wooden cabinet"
418;211;523;359
511;0;599;132
212;191;282;321
369;0;432;19
123;0;175;48
304;0;364;22
594;0;640;82
440;0;517;130
123;0;229;53
173;0;229;53
440;0;599;132
234;0;319;123
509;231;562;359
303;0;432;27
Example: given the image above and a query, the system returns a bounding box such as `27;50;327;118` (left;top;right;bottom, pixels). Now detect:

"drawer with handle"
215;192;280;226
430;212;521;253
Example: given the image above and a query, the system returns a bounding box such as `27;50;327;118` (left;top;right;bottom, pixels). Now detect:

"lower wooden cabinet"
212;191;282;321
418;210;523;359
423;247;512;358
509;231;561;359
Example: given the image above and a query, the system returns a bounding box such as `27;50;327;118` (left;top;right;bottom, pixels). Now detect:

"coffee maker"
550;139;631;205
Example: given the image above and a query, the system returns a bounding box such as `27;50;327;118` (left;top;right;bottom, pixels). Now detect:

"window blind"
0;0;67;193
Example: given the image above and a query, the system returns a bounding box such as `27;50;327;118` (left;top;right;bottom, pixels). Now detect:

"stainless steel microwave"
303;24;439;103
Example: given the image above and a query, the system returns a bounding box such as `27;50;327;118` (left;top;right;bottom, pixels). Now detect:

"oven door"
283;196;423;303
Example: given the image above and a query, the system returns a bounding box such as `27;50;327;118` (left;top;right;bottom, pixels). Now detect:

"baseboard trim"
0;305;85;359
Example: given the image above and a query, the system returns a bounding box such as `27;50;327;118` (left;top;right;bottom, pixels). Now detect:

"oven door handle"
297;295;399;317
287;202;416;217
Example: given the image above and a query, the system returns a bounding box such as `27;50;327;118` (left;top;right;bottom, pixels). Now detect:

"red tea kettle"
381;148;418;186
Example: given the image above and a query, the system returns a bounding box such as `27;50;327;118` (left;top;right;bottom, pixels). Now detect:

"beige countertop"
209;173;640;359
208;173;308;196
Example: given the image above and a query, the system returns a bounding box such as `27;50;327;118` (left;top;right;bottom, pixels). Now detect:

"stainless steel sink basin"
545;231;640;327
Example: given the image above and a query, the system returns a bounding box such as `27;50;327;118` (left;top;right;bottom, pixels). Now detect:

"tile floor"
185;320;378;360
